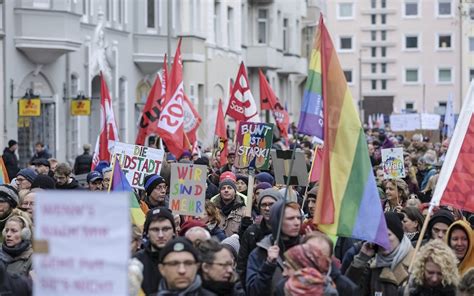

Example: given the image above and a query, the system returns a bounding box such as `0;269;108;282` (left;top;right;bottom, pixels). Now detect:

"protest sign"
112;141;164;189
420;113;441;130
389;114;420;131
235;122;274;170
169;163;206;216
271;149;308;186
381;148;406;179
34;192;130;296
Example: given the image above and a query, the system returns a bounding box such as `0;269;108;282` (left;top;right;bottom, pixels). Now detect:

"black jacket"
74;152;93;175
134;244;161;295
2;148;19;181
0;261;32;296
30;149;51;164
330;261;358;296
55;178;80;190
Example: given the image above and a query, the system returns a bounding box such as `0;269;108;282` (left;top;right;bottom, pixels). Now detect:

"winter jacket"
74;152;93;175
2;148;19;181
245;234;284;296
202;277;246;296
55;177;80;190
30;149;51;164
0;245;33;277
134;243;162;295
0;261;32;296
157;275;214;296
330;261;358;296
208;223;226;242
399;277;457;296
446;219;474;276
212;195;246;237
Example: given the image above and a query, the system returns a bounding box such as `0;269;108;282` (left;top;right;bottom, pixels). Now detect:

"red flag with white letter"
225;62;259;122
92;72;119;169
156;39;187;158
135;74;163;145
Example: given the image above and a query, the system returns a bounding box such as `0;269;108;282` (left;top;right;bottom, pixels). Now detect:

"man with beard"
134;207;176;295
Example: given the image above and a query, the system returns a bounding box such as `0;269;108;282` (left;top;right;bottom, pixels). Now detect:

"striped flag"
0;159;9;185
313;16;390;249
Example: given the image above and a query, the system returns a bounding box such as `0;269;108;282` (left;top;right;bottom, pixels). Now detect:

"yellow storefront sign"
71;99;91;116
18;98;41;117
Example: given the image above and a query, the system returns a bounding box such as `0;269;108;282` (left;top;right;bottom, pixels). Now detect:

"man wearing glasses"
135;207;176;295
142;174;169;210
15;168;37;191
158;237;212;295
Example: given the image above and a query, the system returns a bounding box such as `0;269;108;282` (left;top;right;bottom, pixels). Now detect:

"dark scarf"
220;198;242;217
157;275;203;296
2;240;31;258
202;279;235;295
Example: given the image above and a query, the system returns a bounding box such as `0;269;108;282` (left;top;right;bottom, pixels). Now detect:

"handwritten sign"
381;148;406;179
112;141;164;189
235;122;274;170
33;191;130;296
420;113;441;130
389;114;420;131
19;98;41;116
169;163;206;216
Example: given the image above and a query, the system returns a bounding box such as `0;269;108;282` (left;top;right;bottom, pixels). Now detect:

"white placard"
421;113;441;130
34;192;130;296
381;148;406;179
389;114;420;131
112;141;165;189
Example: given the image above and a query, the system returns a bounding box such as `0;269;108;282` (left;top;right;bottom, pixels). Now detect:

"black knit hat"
31;175;56;189
427;209;454;237
0;185;19;208
159;237;198;263
142;207;176;238
236;174;249;186
385;212;404;242
219;179;237;193
144;174;166;197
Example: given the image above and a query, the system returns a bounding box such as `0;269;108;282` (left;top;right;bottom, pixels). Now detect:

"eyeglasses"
161;260;197;268
15;177;27;183
148;226;173;234
208;261;236;268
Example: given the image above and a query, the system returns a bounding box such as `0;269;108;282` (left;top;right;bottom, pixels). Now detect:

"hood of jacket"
446;219;474;275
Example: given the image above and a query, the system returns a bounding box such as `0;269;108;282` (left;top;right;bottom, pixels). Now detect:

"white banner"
420;113;441;130
33;192;130;296
389;114;420;131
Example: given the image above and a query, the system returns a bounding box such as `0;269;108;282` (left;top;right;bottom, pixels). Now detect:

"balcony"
277;54;307;75
133;34;178;74
245;45;282;69
14;8;82;64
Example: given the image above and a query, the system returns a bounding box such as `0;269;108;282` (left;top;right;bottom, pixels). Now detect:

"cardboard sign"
389;114;420;131
271;149;308;186
33;192;130;296
19;98;41;116
169;163;206;216
235;122;274;170
112;141;164;189
71;99;91;116
381;148;406;179
421;113;441;130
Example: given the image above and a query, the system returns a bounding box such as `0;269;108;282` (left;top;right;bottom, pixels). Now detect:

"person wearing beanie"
246;199;302;295
2;140;19;181
32;158;50;176
0;185;19;243
31;175;56;190
195;239;245;296
221;234;240;259
427;209;455;241
235;174;249;196
211;179;246;238
134;207;176;295
220;171;236;182
15;169;37;191
251;182;272;218
141;174;169;210
346;212;415;296
255;172;275;186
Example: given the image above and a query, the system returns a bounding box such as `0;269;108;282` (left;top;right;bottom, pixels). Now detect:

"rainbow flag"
111;157;146;227
313;16;389;249
0;158;9;185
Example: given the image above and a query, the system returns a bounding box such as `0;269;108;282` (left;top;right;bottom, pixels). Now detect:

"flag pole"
107;153;117;193
408;204;434;271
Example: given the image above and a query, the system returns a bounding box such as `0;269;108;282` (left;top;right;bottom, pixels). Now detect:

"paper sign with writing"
382;148;406;179
389;114;420;131
33;192;130;296
235;122;274;170
112;141;164;189
420;113;441;130
271;149;309;186
169;163;206;216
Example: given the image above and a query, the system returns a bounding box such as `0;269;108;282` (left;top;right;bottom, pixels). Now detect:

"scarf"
202;279;235;295
405;231;419;240
284;268;326;296
375;236;412;270
157;275;203;296
2;240;31;258
219;198;243;217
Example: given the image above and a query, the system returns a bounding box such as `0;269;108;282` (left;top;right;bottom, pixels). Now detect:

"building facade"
324;0;465;122
0;0;308;166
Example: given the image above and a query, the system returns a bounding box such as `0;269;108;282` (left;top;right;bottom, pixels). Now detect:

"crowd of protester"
0;128;473;295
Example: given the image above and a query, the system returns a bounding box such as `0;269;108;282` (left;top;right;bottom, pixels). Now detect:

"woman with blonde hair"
384;178;409;212
0;214;33;276
202;200;226;241
401;239;458;295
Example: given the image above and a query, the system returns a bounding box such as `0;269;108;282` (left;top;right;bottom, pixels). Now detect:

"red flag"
258;69;290;138
92;72;119;169
156;39;187;158
183;95;202;144
225;62;259;122
135;74;163;145
215;99;228;167
309;145;323;183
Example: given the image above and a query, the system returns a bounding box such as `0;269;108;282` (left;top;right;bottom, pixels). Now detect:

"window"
470;69;474;82
469;37;474;52
381;0;386;8
438;34;452;49
381;63;387;73
257;9;268;44
437;0;452;16
337;3;354;19
147;0;155;28
106;0;111;22
381;80;387;90
371;80;377;90
371;63;377;73
371;47;376;57
227;7;234;48
214;3;220;44
381;47;386;57
405;102;414;111
470;4;474;20
404;1;418;17
405;35;419;49
438;68;452;83
33;0;50;8
371;31;376;41
119;77;127;138
381;14;386;24
339;37;353;51
371;0;376;9
371;14;376;24
117;0;123;24
405;68;419;83
71;74;79;98
344;70;353;83
381;30;386;41
283;18;289;52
